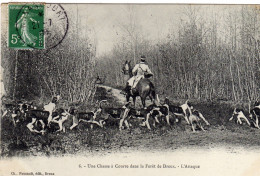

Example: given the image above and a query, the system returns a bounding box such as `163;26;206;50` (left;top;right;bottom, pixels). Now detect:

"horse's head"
122;60;132;75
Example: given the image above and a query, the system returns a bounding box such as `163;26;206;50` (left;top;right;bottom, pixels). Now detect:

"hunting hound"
188;110;206;132
49;108;71;132
162;98;190;124
249;108;260;129
44;95;60;126
69;100;107;130
119;103;160;130
26;108;69;134
229;108;251;126
93;101;133;130
161;97;210;126
3;102;36;126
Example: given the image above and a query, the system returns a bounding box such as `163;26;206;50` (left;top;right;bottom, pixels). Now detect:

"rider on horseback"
122;55;153;94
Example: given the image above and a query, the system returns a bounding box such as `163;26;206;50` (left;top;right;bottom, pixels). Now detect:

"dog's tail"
156;94;161;105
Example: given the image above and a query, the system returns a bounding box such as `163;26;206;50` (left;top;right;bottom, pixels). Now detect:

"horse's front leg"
126;94;132;107
126;94;130;102
141;97;146;108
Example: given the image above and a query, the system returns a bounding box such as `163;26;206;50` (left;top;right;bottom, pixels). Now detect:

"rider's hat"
141;55;146;61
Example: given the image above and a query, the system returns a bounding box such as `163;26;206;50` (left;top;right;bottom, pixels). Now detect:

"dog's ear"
52;97;58;103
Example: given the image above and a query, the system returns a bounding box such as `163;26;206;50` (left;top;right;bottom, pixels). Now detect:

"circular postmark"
15;3;69;49
44;4;69;49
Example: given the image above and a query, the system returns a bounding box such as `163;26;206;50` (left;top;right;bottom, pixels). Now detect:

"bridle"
123;62;130;75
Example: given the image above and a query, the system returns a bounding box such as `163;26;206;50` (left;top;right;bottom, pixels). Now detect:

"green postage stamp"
9;4;44;49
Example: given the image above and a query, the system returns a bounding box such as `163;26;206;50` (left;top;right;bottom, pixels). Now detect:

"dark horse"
122;60;156;107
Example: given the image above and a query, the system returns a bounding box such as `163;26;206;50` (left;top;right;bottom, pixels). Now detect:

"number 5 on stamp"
9;4;44;49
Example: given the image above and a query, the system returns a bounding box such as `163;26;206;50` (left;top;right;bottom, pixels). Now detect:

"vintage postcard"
1;2;260;176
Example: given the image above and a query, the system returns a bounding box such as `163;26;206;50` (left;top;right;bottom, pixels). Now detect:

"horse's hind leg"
126;94;130;101
149;95;152;102
149;95;155;104
141;98;146;107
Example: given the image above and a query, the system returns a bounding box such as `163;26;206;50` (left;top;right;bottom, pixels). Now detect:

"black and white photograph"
1;2;260;176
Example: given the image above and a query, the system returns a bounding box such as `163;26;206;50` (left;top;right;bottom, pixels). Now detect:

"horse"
122;60;156;107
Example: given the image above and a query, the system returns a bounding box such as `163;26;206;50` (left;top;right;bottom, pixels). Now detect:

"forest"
1;4;260;160
1;5;97;104
96;5;260;104
1;5;259;105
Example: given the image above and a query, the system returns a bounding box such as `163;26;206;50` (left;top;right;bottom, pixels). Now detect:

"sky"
61;4;244;56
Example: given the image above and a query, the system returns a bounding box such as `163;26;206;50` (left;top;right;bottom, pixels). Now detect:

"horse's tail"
149;81;156;100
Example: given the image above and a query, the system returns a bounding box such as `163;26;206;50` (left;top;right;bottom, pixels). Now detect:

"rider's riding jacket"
128;62;153;88
132;62;152;76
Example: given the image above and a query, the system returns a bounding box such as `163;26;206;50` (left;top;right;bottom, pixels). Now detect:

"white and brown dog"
144;106;163;130
188;109;210;132
26;109;50;134
166;98;210;131
229;108;250;126
188;111;205;132
189;107;210;126
119;103;161;130
162;98;189;125
44;95;60;126
162;99;192;125
26;108;70;134
249;107;260;129
49;108;71;132
180;100;193;124
69;100;107;130
3;101;36;126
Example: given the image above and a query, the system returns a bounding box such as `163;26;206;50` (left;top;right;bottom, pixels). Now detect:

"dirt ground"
1;86;260;158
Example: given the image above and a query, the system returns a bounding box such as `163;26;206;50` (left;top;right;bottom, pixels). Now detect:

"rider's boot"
120;83;130;95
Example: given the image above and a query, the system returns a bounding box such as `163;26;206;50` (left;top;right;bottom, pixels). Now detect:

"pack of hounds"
2;95;260;135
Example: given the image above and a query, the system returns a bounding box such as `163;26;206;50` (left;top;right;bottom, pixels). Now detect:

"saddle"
130;87;137;95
